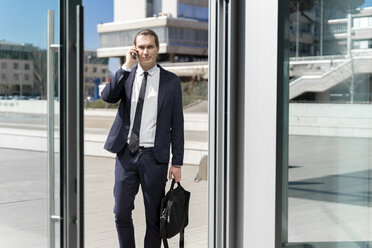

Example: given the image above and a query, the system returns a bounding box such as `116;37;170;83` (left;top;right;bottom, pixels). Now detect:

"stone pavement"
0;149;208;248
84;155;208;248
1;101;372;247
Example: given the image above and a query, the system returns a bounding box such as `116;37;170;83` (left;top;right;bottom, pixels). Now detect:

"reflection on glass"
0;1;59;247
287;0;372;246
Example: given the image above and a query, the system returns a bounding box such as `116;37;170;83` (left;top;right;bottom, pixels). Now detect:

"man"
101;29;184;248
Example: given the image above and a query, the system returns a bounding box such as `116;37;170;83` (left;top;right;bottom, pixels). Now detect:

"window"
13;73;19;80
1;73;6;80
178;3;208;22
102;68;106;74
24;74;30;81
13;63;19;70
353;17;372;28
353;17;360;27
353;39;372;49
93;67;97;73
24;63;30;70
1;62;6;69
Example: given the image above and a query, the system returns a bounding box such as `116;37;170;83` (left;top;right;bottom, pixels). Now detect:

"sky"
1;0;372;48
0;0;372;72
0;0;112;49
0;0;118;72
361;0;372;7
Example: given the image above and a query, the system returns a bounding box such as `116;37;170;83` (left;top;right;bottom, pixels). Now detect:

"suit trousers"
114;146;168;248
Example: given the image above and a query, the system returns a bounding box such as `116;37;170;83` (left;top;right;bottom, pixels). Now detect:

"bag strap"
162;238;169;248
180;228;185;248
161;228;185;248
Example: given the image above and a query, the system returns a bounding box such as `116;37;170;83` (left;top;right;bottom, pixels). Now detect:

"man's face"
135;34;159;70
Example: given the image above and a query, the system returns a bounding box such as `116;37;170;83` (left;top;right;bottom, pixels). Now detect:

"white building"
97;0;208;63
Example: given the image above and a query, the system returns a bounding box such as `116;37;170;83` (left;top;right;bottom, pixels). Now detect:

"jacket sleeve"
101;68;130;103
171;77;185;166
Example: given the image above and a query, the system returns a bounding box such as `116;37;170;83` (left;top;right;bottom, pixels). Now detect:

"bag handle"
170;179;183;191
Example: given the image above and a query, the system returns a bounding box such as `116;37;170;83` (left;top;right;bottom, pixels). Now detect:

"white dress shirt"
123;64;160;147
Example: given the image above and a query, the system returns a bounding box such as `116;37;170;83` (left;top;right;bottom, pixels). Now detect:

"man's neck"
139;63;156;72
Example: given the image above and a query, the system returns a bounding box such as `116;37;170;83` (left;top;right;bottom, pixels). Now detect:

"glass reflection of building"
97;0;208;64
84;50;109;100
290;5;372;57
290;4;372;103
0;41;39;97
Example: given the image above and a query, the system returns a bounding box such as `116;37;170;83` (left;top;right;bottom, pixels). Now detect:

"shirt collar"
137;64;158;77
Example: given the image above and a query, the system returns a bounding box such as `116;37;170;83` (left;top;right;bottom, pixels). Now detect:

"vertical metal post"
296;1;300;57
47;9;56;248
347;13;352;57
347;13;355;103
320;0;324;56
214;0;227;247
76;5;85;248
209;0;246;247
208;0;217;246
60;1;83;247
277;0;290;247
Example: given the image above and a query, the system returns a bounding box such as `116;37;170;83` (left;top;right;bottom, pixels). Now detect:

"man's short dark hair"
134;29;159;48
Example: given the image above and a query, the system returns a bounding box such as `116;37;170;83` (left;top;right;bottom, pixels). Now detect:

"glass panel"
0;1;60;247
286;0;372;246
84;0;208;247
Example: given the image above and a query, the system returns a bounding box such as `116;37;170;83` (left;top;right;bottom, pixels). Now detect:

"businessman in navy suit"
101;29;184;248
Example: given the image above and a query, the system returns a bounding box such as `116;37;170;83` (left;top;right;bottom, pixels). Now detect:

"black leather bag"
160;179;190;248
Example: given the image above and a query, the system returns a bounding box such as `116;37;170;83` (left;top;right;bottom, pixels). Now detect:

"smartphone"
131;52;137;59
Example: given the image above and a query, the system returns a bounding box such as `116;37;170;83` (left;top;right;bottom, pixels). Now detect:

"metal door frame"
59;1;84;247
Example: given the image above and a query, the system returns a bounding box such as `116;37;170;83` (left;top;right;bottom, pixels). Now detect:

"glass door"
0;1;85;247
0;1;60;247
284;0;372;247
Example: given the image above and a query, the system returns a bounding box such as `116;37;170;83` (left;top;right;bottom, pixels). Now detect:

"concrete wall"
0;100;59;114
162;0;178;17
114;0;147;22
1;101;372;138
289;103;372;138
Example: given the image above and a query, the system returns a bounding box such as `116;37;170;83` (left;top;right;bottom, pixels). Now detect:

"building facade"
84;49;109;100
97;0;208;63
0;41;36;97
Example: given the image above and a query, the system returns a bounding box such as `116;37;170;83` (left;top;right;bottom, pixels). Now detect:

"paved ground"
2;135;372;247
0;149;207;248
1;102;372;247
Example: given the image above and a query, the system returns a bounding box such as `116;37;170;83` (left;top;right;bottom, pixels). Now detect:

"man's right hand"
124;47;138;69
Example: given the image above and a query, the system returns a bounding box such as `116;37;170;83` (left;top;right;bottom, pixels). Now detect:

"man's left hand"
169;166;182;182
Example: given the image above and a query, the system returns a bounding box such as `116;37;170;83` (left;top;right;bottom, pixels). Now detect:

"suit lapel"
157;66;168;114
124;66;137;107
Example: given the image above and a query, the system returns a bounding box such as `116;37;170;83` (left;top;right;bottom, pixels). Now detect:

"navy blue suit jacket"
101;65;184;166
